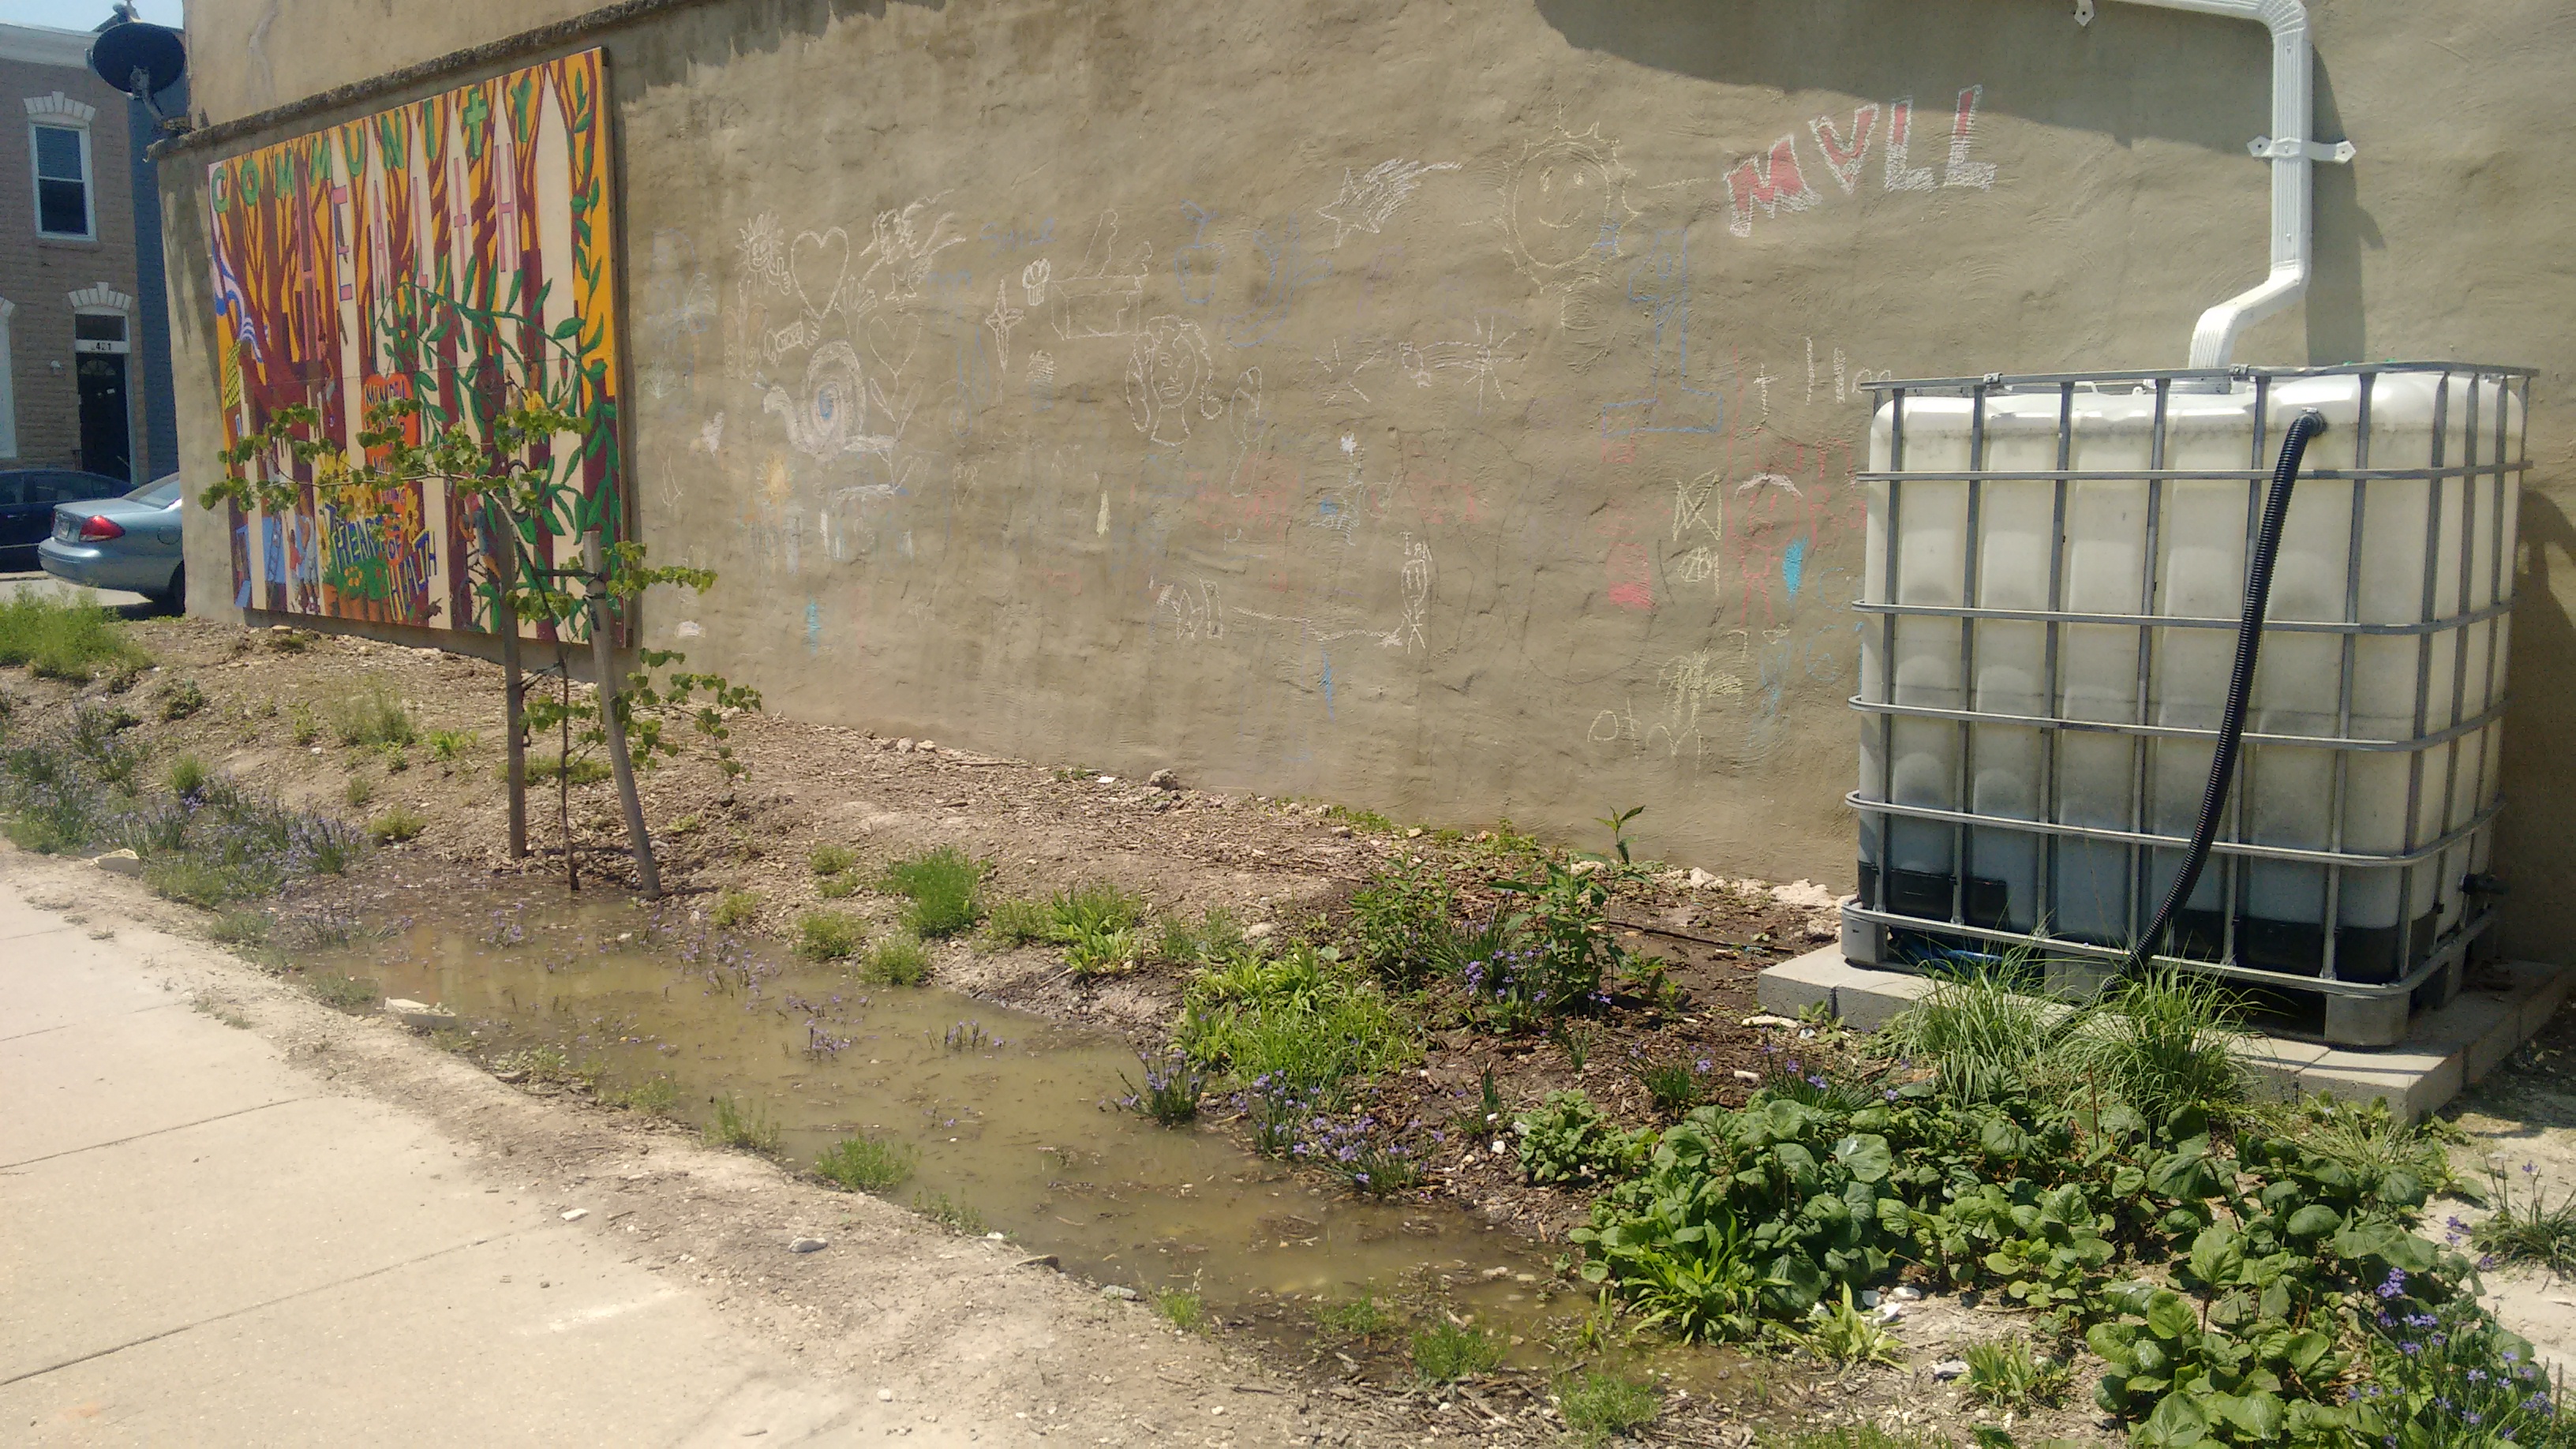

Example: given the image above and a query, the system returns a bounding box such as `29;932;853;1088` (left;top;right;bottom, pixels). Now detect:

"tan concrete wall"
168;0;2576;964
0;54;140;472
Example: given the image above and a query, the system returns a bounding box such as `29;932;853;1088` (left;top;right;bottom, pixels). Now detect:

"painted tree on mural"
206;280;759;897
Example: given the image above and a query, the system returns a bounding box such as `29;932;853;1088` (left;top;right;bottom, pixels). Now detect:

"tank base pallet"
1757;943;2570;1124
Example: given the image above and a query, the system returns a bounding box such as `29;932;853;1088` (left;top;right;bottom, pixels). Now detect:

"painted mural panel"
205;49;622;635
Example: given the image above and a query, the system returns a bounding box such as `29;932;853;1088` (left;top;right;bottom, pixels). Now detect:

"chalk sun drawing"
1316;159;1461;248
1500;123;1637;290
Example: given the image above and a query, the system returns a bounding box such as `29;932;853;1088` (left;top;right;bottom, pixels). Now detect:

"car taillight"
76;515;124;541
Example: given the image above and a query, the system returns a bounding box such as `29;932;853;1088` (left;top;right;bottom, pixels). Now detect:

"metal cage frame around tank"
1845;361;2533;1011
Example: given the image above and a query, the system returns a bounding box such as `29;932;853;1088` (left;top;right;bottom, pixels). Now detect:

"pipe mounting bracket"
2249;135;2356;163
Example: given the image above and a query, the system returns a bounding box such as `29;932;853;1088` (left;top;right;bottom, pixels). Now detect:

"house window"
32;122;91;239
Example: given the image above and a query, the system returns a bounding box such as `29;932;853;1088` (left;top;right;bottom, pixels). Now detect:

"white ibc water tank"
1846;365;2525;1045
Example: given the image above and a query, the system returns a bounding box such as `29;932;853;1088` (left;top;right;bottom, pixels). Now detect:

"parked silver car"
38;474;185;605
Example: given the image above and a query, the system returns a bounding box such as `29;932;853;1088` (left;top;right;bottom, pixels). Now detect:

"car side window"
62;474;118;503
0;478;22;507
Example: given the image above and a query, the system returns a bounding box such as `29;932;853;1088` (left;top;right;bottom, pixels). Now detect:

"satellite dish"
88;21;186;114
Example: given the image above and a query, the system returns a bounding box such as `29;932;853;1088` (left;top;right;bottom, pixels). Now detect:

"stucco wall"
167;0;2576;964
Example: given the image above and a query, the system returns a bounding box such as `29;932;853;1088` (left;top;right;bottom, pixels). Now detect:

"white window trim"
24;92;98;243
0;295;17;460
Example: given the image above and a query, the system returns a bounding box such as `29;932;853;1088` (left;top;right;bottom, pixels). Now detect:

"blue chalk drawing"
805;599;821;652
1781;537;1807;600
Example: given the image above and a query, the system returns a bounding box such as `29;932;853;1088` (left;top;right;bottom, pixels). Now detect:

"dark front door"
77;354;129;481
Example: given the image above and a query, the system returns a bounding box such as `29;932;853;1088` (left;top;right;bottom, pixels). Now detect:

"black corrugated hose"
2124;407;2329;977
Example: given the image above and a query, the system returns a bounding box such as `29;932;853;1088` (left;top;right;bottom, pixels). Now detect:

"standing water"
290;886;1566;1339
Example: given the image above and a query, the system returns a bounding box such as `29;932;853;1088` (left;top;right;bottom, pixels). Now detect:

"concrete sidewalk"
0;880;866;1444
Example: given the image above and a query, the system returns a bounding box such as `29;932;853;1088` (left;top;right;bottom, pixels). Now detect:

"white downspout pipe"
2106;0;2343;368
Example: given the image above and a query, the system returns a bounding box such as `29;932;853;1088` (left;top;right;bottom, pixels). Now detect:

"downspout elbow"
2110;0;2316;368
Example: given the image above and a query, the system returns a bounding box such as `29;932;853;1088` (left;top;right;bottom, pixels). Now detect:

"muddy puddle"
284;886;1635;1357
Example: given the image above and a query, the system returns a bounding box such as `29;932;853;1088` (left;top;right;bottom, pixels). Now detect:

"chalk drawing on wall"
1125;316;1214;446
1313;339;1380;406
985;281;1025;370
1051;210;1151;339
207;48;623;633
763;341;904;461
1501;123;1635;290
1396;316;1519;410
1316;159;1460;248
1020;258;1051;307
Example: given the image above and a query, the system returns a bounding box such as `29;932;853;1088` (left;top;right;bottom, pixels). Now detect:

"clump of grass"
301;972;380;1010
706;1094;781;1152
1157;905;1245;965
498;1044;601;1090
818;874;859;900
1120;1048;1208;1125
0;591;152;680
1962;1338;2075;1410
986;896;1056;945
1782;1429;1945;1449
795;909;867;960
368;803;428;844
1065;928;1142;978
1556;1369;1661;1440
810;844;859;877
710;889;760;930
1636;1059;1704;1117
816;1133;915;1193
166;752;211;799
880;846;983;937
511;751;611;786
1152;1286;1208;1333
1782;1286;1905;1368
344;776;376;809
1410;1321;1503;1383
1882;964;2076;1106
1314;1293;1398;1341
914;1191;986;1235
862;934;930;986
190;992;252;1030
1054;881;1144;939
289;702;319;746
209;908;271;945
1175;945;1418;1095
2069;965;2248;1123
2470;1161;2576;1279
158;678;207;721
324;680;416;747
610;1076;681;1117
427;728;477;762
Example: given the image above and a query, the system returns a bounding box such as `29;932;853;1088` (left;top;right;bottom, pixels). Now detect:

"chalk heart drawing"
764;341;893;460
1503;124;1636;290
788;226;854;324
1051;210;1151;340
1317;159;1460;249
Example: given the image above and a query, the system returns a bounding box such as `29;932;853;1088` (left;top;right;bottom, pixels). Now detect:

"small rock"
1096;774;1117;784
1489;1139;1508;1155
878;1388;896;1402
1740;1013;1799;1029
1930;1359;1969;1382
1242;923;1276;942
1890;1286;1924;1302
1860;1290;1880;1308
894;738;914;752
984;1231;1006;1241
1148;769;1179;790
92;848;141;876
1405;826;1423;838
1568;858;1602;875
1878;1303;1904;1323
1016;1255;1061;1271
1330;825;1352;837
561;1208;589;1222
789;1237;826;1253
1730;1069;1762;1084
1686;867;1720;889
492;1069;529;1084
1479;1266;1511;1280
916;740;934;752
1101;1285;1141;1301
382;998;456;1032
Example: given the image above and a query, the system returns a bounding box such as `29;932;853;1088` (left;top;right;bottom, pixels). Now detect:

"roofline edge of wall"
151;0;718;162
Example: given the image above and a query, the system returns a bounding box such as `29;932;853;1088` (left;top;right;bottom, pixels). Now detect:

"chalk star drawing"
985;280;1025;371
1317;159;1461;248
1313;339;1380;406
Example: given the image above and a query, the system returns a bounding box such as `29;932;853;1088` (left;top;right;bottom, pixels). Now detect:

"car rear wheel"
157;563;185;611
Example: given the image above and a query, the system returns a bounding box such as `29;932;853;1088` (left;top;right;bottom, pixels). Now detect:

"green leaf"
1833;1133;1892;1184
2145;1290;2199;1341
552;316;582;339
2285;1204;2342;1238
2211;1389;2284;1440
